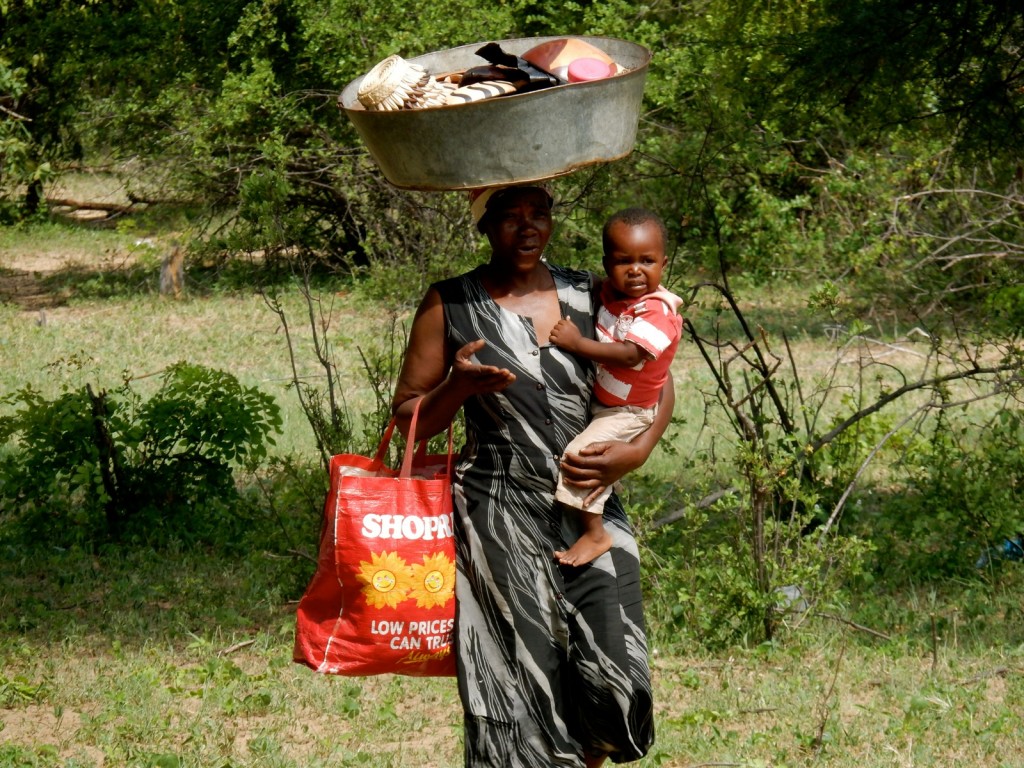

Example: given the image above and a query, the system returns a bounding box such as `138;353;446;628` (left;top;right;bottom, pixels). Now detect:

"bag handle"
400;397;454;479
372;419;398;469
372;398;453;478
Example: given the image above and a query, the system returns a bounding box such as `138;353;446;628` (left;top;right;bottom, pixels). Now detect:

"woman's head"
470;184;553;234
471;185;554;272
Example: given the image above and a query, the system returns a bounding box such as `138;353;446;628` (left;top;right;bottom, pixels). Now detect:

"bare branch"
818;402;931;539
813;612;892;641
808;363;1020;454
651;488;739;529
894;188;1024;206
0;103;30;121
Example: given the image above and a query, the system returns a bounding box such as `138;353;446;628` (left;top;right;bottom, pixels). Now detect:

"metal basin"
339;36;651;191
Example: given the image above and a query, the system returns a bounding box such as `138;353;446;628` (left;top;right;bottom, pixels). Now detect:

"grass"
2;545;1023;767
3;219;1024;767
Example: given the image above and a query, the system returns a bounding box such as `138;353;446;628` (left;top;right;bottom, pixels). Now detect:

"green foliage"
0;57;50;221
0;743;60;768
985;284;1024;338
0;362;282;547
866;406;1024;581
779;0;1024;159
654;276;1018;646
5;0;1021;317
0;672;48;707
637;470;872;651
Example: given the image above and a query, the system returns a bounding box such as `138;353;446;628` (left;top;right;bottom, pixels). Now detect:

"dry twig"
813;612;891;641
219;639;257;656
812;641;846;756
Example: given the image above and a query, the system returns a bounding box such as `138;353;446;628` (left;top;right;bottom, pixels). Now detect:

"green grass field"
3;549;1022;767
2;220;1023;767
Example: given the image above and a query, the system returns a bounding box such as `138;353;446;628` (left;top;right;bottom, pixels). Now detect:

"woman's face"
481;188;553;272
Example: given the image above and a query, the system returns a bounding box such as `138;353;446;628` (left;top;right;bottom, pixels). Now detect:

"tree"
0;57;37;219
780;0;1024;161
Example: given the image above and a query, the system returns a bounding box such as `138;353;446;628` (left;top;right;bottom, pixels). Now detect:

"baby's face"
603;221;666;299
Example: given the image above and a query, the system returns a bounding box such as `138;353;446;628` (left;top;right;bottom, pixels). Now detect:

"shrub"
867;407;1024;581
0;362;282;548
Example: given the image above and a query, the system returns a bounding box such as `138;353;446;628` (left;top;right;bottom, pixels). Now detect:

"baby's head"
601;208;669;299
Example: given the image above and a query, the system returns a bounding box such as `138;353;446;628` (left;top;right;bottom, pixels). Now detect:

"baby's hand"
549;317;582;351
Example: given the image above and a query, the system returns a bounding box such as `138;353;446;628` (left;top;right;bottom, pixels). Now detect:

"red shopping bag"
293;400;456;676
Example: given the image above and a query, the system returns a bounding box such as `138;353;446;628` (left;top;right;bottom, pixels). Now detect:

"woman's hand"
393;288;516;439
559;440;645;507
560;372;676;506
450;339;516;395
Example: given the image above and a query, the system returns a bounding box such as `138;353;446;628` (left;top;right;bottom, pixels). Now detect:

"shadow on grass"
0;537;314;649
31;257;355;303
38;263;163;301
4;494;1022;656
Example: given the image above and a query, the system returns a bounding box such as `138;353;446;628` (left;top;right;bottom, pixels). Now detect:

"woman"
392;184;672;767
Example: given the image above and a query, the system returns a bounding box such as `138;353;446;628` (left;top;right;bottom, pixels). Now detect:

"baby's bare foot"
554;529;612;567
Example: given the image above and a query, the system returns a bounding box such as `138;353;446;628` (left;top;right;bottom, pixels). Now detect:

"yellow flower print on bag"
357;551;414;609
409;552;456;609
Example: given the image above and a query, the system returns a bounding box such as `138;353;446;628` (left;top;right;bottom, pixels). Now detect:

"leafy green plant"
0;673;49;707
869;406;1024;581
0;362;282;547
665;273;1022;646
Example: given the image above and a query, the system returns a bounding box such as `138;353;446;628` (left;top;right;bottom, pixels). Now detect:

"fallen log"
46;197;142;213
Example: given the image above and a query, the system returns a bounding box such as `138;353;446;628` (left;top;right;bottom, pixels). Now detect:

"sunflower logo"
408;552;456;609
356;551;413;609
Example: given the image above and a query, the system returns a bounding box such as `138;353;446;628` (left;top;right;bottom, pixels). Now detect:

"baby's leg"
554;405;654;566
554;506;612;567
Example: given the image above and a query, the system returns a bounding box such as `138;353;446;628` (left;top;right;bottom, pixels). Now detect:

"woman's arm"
559;370;676;499
392;287;516;439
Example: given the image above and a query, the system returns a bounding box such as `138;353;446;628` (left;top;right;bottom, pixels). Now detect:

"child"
548;207;683;566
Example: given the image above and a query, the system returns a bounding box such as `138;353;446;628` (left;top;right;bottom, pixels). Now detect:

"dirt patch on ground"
0;705;106;766
0;268;62;311
0;233;86;310
0;220;159;311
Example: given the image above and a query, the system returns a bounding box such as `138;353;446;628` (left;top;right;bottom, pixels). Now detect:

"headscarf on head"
468;183;554;230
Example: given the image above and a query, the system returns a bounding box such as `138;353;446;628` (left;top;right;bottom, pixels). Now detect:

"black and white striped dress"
434;264;655;767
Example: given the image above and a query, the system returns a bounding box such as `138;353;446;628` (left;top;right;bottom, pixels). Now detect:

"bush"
0;362;282;548
864;407;1024;581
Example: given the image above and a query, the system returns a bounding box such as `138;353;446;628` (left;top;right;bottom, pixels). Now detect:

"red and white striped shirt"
593;282;683;408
